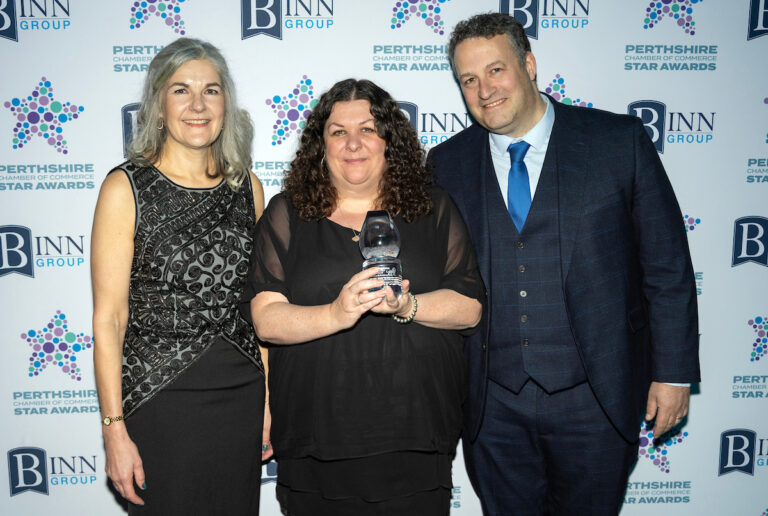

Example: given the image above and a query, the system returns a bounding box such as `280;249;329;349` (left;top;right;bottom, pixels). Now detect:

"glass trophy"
359;210;402;297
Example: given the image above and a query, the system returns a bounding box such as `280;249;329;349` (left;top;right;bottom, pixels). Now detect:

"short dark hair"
448;12;531;75
283;79;432;223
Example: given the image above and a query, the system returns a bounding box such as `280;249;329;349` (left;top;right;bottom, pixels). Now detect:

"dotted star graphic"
130;0;187;35
763;97;767;144
3;77;84;154
747;316;767;362
544;75;594;108
390;0;451;35
21;310;93;382
683;214;700;232
265;76;317;146
643;0;702;36
638;421;688;473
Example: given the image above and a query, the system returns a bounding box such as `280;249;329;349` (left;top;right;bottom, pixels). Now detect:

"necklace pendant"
351;234;359;242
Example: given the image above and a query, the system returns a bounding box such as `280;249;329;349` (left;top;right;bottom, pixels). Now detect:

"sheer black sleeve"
239;193;293;323
432;186;486;305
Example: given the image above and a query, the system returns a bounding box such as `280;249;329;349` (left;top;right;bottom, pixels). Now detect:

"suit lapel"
456;125;493;289
549;102;589;281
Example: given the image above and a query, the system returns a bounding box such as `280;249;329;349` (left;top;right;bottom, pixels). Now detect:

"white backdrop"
1;1;767;515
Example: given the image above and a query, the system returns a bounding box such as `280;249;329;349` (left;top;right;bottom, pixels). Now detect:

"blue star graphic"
265;76;316;146
129;0;187;35
390;0;451;35
3;77;84;154
22;311;93;382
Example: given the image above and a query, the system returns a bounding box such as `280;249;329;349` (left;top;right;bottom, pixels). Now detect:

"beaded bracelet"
392;292;418;324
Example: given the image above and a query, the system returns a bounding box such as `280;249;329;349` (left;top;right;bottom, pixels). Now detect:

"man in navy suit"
428;13;700;515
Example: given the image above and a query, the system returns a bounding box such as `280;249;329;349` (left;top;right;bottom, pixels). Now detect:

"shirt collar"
489;93;554;156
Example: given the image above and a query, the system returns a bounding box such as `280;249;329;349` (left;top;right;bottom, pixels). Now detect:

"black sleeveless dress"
114;162;265;515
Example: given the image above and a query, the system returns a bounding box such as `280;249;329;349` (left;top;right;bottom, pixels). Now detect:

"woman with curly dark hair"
241;78;484;515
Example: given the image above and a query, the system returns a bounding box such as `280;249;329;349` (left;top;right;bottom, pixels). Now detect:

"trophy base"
362;257;402;298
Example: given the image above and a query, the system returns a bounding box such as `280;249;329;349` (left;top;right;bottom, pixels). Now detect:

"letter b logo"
0;226;34;278
0;0;18;42
719;429;756;476
242;0;282;40
732;217;768;267
499;0;539;39
629;100;666;153
8;447;48;496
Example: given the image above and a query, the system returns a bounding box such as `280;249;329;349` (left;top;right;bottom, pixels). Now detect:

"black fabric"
241;186;483;503
277;483;451;516
276;451;452;502
125;336;264;515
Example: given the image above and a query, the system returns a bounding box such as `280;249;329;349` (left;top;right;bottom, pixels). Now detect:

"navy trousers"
463;378;638;515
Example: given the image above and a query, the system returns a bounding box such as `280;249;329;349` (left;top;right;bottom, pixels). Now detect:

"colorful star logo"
748;316;767;362
544;75;593;108
390;0;451;35
265;76;317;146
22;310;93;382
643;0;702;35
638;421;688;473
683;214;701;232
130;0;187;35
3;77;84;154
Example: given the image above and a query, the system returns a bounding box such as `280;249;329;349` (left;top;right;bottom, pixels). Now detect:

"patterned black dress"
113;162;265;515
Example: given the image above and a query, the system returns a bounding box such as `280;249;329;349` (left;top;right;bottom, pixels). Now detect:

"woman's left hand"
370;279;412;316
261;402;273;461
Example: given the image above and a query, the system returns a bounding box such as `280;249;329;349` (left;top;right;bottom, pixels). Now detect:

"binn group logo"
396;100;470;149
0;0;72;43
261;460;277;485
7;447;98;496
22;310;92;382
0;226;86;278
3;77;84;154
749;0;768;40
129;0;187;35
718;429;768;476
500;0;591;40
628;100;714;153
643;0;702;36
638;420;689;473
265;75;316;146
241;0;335;40
732;217;768;267
390;0;451;35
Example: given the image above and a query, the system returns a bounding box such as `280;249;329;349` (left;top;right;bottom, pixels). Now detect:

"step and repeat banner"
1;1;766;515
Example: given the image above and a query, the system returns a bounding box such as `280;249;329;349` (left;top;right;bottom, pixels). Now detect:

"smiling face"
454;34;543;138
160;58;225;153
323;99;387;194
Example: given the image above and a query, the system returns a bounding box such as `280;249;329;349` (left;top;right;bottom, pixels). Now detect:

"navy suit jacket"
427;99;700;443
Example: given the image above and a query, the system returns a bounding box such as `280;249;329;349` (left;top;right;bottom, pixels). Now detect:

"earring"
157;119;164;130
320;155;326;172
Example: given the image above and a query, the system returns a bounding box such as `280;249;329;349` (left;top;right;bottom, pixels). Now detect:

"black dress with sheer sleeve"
241;185;484;515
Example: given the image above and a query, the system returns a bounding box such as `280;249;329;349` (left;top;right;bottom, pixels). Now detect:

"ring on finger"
356;294;361;305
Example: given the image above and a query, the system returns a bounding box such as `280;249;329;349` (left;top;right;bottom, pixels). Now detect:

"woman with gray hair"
91;38;268;514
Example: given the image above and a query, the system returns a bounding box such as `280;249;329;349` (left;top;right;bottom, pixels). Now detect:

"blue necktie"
507;141;532;231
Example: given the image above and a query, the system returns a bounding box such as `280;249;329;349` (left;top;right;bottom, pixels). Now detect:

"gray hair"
128;37;253;189
448;12;531;76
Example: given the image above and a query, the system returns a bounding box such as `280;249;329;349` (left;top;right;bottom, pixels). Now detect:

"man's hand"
645;382;690;438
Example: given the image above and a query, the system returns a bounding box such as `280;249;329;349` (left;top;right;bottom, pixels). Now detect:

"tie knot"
507;141;530;163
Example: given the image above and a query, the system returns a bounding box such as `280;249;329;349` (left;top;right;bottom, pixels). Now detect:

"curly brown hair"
283;79;432;223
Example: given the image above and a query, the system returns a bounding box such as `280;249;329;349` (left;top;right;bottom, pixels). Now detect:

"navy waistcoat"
486;153;586;393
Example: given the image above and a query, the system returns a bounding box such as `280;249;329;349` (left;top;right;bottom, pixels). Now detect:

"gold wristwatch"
102;415;124;426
